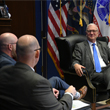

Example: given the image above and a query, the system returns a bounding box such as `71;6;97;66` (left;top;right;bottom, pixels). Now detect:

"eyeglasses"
34;47;41;51
87;30;98;33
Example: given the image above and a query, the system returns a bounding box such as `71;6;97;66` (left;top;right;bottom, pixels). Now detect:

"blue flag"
67;0;96;35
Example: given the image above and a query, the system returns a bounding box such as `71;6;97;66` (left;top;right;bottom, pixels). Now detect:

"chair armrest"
82;69;107;92
62;69;96;103
63;68;95;90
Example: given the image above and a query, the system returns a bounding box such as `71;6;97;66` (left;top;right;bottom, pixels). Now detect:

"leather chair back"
55;34;87;71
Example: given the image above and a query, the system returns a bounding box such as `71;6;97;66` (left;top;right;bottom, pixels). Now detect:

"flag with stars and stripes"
47;0;69;78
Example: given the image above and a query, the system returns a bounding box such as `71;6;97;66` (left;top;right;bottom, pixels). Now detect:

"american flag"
47;0;69;78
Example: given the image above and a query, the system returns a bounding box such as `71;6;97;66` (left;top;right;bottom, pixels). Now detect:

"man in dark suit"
0;34;87;110
72;23;110;98
0;32;18;68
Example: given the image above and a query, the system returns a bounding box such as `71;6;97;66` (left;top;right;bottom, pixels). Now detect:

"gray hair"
86;23;98;31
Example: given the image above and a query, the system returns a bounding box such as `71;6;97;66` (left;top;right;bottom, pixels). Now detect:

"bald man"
0;34;77;110
0;32;18;68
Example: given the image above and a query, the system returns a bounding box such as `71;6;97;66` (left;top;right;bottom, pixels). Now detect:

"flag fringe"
79;0;83;27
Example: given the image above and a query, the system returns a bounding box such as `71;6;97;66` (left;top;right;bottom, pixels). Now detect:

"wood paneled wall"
5;1;36;38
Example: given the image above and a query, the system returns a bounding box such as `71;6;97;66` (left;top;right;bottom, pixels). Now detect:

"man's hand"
65;85;76;96
74;63;85;77
53;88;59;99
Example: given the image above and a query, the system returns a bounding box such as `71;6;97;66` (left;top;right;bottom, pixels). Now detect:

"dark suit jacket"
0;51;16;68
0;62;72;110
72;40;110;79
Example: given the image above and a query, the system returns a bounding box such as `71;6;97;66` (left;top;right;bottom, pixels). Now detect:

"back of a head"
16;35;40;62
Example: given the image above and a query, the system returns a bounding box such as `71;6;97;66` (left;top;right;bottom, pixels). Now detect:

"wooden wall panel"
5;1;36;38
0;18;12;34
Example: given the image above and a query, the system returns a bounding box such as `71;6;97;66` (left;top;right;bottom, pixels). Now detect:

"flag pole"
41;0;47;78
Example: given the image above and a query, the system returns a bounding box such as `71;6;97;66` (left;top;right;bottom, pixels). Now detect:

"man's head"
16;34;41;68
86;23;99;43
0;32;18;59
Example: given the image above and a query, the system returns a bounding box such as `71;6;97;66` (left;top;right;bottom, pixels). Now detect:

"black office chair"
55;34;110;110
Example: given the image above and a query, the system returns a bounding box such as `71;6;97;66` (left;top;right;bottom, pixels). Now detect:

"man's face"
86;24;99;43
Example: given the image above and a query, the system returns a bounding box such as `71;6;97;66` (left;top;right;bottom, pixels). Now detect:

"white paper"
72;100;90;110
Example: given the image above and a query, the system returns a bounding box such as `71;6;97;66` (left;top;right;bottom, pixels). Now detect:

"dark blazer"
72;40;110;78
0;62;72;110
0;51;16;68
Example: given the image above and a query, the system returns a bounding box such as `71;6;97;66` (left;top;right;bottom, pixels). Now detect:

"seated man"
0;35;87;110
0;32;18;68
72;23;110;102
0;33;87;100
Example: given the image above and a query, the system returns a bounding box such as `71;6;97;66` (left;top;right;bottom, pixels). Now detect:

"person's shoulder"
0;52;15;62
0;59;16;68
75;40;87;47
24;71;50;88
31;71;48;82
16;64;48;84
97;40;108;46
0;65;12;70
0;65;13;75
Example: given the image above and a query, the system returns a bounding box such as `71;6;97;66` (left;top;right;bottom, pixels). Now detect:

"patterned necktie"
92;43;101;73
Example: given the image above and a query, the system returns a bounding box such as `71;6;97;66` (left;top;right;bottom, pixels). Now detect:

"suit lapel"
84;41;94;64
97;41;105;61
